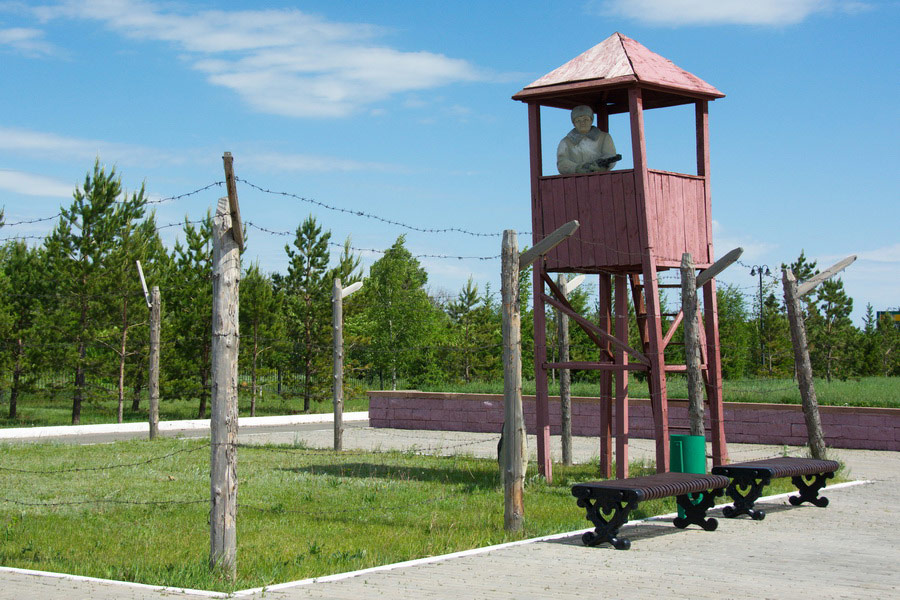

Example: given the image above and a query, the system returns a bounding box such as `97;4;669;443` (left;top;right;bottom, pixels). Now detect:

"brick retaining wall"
368;391;900;451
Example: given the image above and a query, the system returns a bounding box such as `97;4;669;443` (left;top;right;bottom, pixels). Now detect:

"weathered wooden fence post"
210;152;244;579
501;221;579;531
781;255;855;460
333;279;344;452
149;286;160;440
501;229;526;532
681;253;705;437
137;260;161;440
333;279;362;451
557;273;572;466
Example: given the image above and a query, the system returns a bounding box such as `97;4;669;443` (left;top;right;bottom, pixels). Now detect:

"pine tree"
715;283;753;378
43;161;147;424
0;242;50;419
354;236;442;389
813;278;854;382
168;214;213;417
240;262;280;415
283;216;332;411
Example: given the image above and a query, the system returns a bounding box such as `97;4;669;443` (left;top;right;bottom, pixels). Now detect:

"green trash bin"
670;434;707;518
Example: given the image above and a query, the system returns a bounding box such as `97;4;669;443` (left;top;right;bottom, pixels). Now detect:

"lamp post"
750;265;771;369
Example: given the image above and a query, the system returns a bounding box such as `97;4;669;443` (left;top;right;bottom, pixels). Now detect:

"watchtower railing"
534;170;711;273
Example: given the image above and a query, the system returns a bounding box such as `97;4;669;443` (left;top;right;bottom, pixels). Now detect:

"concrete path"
0;421;896;599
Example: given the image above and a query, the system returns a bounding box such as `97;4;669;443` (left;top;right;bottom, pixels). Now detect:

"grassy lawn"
0;437;806;592
0;387;370;429
419;376;900;409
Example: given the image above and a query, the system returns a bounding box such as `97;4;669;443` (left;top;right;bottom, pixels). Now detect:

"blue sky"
0;0;897;324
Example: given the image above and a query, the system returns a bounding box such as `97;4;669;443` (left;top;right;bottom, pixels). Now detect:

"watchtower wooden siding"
535;169;711;273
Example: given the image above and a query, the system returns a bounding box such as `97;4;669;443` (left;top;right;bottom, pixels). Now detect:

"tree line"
1;163;897;424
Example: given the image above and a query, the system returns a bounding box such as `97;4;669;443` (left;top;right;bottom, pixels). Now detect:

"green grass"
0;387;369;429
0;437;808;592
418;376;900;409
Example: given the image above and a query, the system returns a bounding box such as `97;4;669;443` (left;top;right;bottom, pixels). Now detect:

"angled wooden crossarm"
519;220;579;269
563;273;585;295
661;310;684;349
695;246;743;289
797;255;857;297
135;260;152;309
541;291;650;365
222;152;245;252
341;281;363;298
543;273;613;361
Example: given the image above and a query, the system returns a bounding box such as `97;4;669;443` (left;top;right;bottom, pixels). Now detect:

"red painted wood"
599;274;613;478
543;179;566;268
703;280;729;466
683;175;699;261
629;87;670;473
615;274;629;479
516;33;723;102
563;176;582;268
528;103;543;246
696;101;714;263
598;172;616;266
584;174;605;266
620;172;641;265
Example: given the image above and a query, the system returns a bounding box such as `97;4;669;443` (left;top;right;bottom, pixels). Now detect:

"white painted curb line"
0;412;368;440
233;479;873;596
0;480;872;597
0;566;227;598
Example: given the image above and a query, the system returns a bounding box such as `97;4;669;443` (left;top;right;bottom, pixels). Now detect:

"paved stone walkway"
0;425;896;599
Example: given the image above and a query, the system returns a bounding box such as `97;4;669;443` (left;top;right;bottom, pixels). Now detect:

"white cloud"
594;0;872;26
854;243;900;263
243;152;405;174
32;0;484;118
711;219;776;261
0;169;72;197
0;26;57;56
0;126;176;166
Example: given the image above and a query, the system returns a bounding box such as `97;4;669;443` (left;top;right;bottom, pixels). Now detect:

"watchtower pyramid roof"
514;32;723;108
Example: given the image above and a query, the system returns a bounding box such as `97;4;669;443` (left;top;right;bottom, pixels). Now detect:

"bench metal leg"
673;489;722;531
576;495;638;550
722;474;771;520
789;472;834;507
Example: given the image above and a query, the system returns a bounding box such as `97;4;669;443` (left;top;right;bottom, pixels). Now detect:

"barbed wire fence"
0;164;887;580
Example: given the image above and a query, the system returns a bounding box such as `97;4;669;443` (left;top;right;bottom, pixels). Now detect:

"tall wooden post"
783;268;827;460
598;275;613;478
333;279;362;452
557;274;572;466
614;274;630;479
333;278;344;452
149;286;160;440
681;254;705;437
210;196;239;578
501;230;525;532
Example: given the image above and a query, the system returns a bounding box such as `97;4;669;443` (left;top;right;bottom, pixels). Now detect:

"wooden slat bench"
711;457;840;520
571;472;730;550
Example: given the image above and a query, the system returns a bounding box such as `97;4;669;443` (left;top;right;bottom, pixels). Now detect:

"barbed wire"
147;181;224;205
236;177;504;238
243;222;499;261
0;497;207;508
0;442;210;474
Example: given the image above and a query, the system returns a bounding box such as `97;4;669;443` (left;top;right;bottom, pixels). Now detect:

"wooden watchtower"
512;33;729;481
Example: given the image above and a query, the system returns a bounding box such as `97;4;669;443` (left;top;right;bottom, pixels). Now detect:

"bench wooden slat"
711;456;840;520
712;457;838;480
573;472;730;502
571;471;730;549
